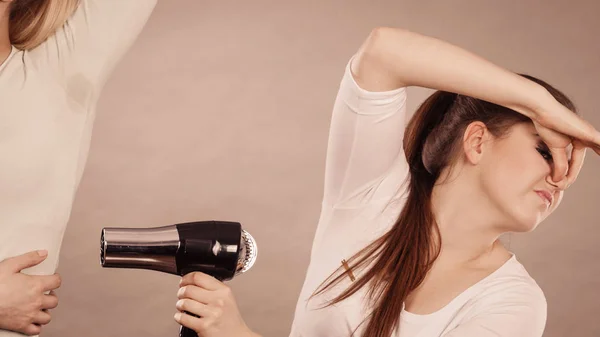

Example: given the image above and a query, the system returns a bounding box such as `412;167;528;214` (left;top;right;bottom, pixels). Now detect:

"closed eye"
536;145;553;162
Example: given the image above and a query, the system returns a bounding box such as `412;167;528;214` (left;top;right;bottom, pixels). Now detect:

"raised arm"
323;26;573;209
26;0;158;105
358;27;600;184
354;27;549;110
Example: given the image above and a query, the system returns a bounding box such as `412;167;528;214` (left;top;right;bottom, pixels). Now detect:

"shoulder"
468;256;547;320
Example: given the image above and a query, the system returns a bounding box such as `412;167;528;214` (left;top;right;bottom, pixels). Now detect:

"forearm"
357;27;553;118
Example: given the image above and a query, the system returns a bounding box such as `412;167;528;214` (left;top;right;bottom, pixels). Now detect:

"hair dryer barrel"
101;225;181;274
100;221;258;281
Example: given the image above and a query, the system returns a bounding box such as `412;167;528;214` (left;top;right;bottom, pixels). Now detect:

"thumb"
0;250;48;273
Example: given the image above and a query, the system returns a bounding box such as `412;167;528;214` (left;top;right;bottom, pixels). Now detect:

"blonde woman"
0;0;157;336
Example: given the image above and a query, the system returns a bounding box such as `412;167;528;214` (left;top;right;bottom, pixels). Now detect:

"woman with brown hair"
0;0;157;336
286;27;599;337
174;27;600;337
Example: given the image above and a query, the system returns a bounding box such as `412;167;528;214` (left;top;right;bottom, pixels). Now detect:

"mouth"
535;190;553;209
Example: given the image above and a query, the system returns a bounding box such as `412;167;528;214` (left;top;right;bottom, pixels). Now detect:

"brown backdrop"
44;1;599;336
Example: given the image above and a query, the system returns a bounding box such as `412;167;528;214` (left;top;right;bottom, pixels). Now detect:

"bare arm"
354;27;600;184
353;27;550;119
321;27;552;209
27;0;158;105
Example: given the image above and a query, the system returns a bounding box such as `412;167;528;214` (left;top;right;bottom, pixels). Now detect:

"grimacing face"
478;122;567;232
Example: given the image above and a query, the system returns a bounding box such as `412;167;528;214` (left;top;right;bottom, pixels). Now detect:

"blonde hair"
8;0;80;50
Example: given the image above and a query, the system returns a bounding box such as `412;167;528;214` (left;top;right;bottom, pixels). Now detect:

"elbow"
361;27;389;58
361;27;405;56
351;27;411;90
366;26;396;43
358;26;410;68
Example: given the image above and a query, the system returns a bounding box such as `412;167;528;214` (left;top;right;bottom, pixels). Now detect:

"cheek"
490;145;552;191
479;160;522;211
482;153;530;196
479;150;550;226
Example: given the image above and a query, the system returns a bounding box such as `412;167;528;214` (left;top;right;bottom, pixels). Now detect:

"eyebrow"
532;133;546;146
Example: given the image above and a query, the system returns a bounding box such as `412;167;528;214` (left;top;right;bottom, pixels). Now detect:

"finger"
42;291;59;310
38;273;62;292
174;312;207;334
180;272;222;291
178;285;212;304
1;250;48;273
549;147;569;183
548;110;600;147
176;299;213;319
32;310;52;325
565;141;587;187
21;324;42;336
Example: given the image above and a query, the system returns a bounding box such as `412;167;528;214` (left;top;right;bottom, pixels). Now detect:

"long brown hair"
310;75;576;337
5;0;79;50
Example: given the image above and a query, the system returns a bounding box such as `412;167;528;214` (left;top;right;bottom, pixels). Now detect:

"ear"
462;121;491;165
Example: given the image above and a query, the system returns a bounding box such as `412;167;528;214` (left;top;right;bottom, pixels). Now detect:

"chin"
507;212;543;233
503;198;551;232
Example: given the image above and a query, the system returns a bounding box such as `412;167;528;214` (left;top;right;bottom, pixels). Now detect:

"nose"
545;175;567;191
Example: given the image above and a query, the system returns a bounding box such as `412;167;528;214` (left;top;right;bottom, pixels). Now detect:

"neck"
430;168;508;269
0;3;11;62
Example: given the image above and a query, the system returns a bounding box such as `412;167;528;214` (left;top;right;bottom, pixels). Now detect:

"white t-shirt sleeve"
25;0;157;105
442;284;548;337
322;55;409;208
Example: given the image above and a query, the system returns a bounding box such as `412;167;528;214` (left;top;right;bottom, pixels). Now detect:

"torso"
0;47;93;276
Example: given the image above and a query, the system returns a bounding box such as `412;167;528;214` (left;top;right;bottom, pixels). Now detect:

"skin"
0;252;61;336
434;121;568;265
352;27;593;269
175;273;260;337
403;121;577;315
0;1;11;65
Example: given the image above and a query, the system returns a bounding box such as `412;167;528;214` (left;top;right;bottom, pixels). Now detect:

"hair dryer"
100;220;258;337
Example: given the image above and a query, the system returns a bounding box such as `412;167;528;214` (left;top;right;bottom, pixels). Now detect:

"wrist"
521;81;556;121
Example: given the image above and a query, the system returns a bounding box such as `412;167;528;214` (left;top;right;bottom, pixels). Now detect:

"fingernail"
176;300;184;309
177;287;185;297
38;250;48;257
174;313;182;321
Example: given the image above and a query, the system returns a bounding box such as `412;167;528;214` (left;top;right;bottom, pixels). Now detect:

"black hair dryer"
99;220;258;337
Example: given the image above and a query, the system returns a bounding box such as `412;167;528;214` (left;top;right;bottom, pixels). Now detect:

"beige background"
43;1;599;336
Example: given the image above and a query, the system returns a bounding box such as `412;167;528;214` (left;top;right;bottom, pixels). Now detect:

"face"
476;122;565;232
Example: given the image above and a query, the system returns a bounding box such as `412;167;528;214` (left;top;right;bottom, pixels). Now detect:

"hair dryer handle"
178;275;225;337
180;324;198;337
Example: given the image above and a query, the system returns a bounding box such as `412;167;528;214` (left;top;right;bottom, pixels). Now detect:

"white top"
288;57;548;337
0;1;156;336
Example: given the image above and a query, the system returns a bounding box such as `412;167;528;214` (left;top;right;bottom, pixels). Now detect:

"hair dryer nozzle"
237;230;258;275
